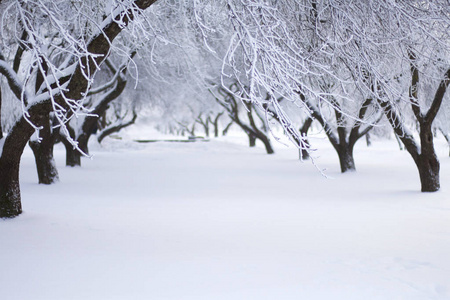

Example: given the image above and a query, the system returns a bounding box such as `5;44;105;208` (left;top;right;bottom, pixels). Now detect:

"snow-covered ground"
2;131;450;300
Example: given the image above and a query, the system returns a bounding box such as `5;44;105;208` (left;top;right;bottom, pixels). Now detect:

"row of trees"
222;0;450;192
1;0;449;218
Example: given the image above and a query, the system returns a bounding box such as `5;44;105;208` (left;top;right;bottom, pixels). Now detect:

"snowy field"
2;131;450;300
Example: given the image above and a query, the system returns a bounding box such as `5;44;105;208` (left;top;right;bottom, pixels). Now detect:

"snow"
2;131;450;300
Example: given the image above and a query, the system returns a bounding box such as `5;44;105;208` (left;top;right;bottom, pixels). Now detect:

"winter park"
1;1;450;300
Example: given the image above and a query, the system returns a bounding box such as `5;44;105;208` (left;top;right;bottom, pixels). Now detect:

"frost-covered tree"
0;0;157;218
128;1;231;139
212;83;275;154
323;0;450;191
222;0;449;191
61;53;137;167
96;96;139;144
300;88;383;172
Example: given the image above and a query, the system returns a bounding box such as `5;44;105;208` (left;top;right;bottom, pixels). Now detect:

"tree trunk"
248;127;274;154
28;113;59;184
260;134;275;154
61;125;82;167
222;121;233;136
214;125;219;138
337;145;356;173
0;86;3;140
29;140;59;184
299;117;313;160
365;132;372;147
63;141;81;167
415;125;440;192
416;154;440;192
77;133;90;155
0;155;22;218
0;115;37;218
212;112;224;138
395;134;404;150
249;133;256;147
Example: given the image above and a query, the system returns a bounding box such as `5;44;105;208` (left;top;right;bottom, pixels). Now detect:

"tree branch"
378;100;419;161
304;99;340;151
408;49;423;122
0;56;29;105
425;68;450;124
13;30;28;73
97;111;137;143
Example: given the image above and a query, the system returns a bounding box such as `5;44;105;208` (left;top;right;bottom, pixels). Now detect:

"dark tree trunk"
0;86;3;140
212;116;220;137
77;133;90;155
222;121;233;136
259;133;274;154
244;102;274;154
395;134;404;150
29;140;59;184
299;117;313;160
196;115;210;137
365;132;372;147
416;154;440;192
397;127;440;192
0;157;22;218
214;124;219;138
416;124;440;192
212;112;224;138
337;145;356;173
64;143;82;167
246;129;274;154
299;148;309;160
249;133;256;147
99;111;107;130
61;125;82;167
380;102;441;192
28;113;59;184
0;112;39;218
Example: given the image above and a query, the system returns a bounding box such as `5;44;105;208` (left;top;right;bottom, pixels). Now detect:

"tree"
323;0;449;190
328;0;449;191
97;104;138;144
213;83;274;154
61;54;136;166
298;86;383;172
223;0;450;191
0;0;158;218
209;111;225;138
379;66;450;192
28;115;60;184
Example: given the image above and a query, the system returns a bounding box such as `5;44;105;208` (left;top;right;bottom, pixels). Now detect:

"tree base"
0;189;22;218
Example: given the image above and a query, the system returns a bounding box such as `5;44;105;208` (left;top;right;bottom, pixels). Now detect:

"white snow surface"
2;130;450;300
